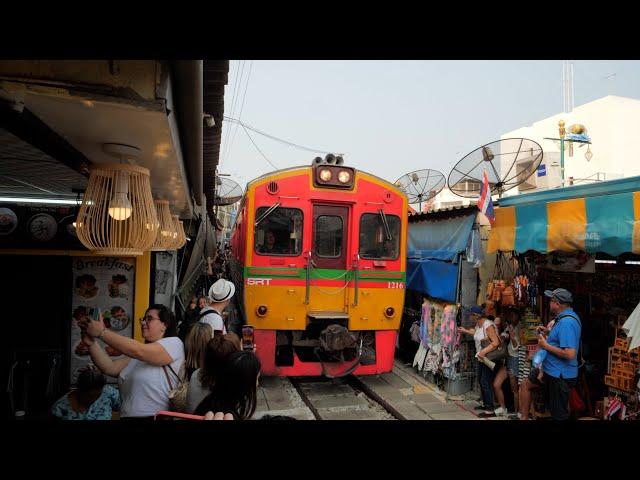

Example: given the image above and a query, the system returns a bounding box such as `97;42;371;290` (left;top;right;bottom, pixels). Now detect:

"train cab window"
254;207;303;256
359;213;400;259
315;215;343;257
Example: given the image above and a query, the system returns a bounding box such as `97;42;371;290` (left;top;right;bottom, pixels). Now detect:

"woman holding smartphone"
79;304;184;420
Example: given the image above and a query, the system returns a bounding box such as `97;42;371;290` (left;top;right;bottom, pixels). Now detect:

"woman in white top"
459;306;501;416
80;304;184;420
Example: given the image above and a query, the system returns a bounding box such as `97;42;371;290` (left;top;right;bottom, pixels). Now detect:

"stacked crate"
604;328;640;393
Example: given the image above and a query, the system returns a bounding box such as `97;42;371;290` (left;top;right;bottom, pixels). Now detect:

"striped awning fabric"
488;191;640;255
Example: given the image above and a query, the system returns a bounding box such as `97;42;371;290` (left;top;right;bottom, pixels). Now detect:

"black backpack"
178;310;213;342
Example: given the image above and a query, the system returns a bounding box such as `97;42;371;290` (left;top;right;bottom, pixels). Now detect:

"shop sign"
537;164;547;177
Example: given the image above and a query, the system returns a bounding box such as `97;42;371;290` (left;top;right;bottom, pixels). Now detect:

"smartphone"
87;307;101;322
242;325;255;351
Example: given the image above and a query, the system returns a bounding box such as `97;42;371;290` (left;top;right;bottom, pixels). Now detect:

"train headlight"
319;169;332;182
256;305;268;317
337;170;351;184
384;307;395;318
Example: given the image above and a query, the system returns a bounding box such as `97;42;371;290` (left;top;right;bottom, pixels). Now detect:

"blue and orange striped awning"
488;177;640;256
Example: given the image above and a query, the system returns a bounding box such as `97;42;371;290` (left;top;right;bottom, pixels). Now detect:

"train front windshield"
359;213;401;259
254;207;303;256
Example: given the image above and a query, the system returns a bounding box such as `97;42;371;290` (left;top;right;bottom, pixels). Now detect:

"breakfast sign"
69;257;135;385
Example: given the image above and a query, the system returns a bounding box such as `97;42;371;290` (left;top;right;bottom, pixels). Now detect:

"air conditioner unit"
516;159;537;192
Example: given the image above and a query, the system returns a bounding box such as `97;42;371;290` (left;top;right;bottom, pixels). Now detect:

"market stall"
487;176;640;419
399;206;485;396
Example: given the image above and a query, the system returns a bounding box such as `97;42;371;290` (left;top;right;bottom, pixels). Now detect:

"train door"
309;204;350;314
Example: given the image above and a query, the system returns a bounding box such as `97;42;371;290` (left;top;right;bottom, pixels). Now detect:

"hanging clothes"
419;299;431;347
517;345;530;385
440;304;458;349
413;342;429;370
428;303;443;347
423;343;442;375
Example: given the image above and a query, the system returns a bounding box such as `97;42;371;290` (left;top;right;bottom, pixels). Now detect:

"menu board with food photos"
70;257;135;385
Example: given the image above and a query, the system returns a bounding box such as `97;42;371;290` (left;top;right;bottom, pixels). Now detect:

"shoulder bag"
162;363;189;413
480;323;508;363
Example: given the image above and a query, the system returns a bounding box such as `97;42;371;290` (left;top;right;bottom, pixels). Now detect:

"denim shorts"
506;355;519;377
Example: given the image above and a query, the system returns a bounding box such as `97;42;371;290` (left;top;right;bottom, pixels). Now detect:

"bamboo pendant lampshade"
151;200;178;251
170;215;187;249
76;163;158;256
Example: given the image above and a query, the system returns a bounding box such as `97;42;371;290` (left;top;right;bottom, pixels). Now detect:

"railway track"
289;376;405;420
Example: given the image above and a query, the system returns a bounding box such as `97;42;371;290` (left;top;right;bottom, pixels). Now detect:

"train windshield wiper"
379;209;393;241
254;202;281;227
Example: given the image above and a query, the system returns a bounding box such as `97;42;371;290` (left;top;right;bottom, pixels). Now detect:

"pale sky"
218;60;640;191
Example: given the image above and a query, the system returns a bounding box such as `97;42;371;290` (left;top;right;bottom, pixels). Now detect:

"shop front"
0;203;152;419
488;176;640;419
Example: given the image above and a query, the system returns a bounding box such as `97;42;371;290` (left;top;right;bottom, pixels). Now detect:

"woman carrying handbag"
459;307;503;418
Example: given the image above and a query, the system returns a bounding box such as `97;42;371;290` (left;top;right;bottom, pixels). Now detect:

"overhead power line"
224;61;253;167
241;124;279;170
223;116;343;156
221;61;246;167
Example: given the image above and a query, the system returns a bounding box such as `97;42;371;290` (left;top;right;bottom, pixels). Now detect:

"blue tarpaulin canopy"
407;214;476;261
406;259;458;302
406;212;476;302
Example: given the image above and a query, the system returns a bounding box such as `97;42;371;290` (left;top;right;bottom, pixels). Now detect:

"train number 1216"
388;282;404;289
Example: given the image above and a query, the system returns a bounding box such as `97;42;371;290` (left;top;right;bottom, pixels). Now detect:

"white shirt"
117;336;185;418
186;368;210;414
473;319;495;354
199;306;227;335
506;324;521;357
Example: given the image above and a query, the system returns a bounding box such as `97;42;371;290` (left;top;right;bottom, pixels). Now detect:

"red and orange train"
229;156;408;377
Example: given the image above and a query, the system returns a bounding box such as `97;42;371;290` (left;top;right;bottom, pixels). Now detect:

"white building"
500;95;640;195
430;187;471;210
215;203;238;244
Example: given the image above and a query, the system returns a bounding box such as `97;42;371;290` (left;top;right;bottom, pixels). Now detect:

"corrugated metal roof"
408;202;478;222
203;60;229;223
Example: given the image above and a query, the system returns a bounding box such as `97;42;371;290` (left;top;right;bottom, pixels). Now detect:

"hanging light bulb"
108;170;133;220
76;163;157;256
151;200;178;251
585;145;593;162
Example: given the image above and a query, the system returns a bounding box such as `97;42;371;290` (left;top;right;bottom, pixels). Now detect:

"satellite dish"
395;169;445;211
448;138;543;198
214;177;243;206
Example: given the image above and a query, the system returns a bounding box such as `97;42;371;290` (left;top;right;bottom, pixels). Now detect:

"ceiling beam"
0;100;92;177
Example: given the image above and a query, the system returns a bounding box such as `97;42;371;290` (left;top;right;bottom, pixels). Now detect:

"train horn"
335;155;344;165
313;156;324;165
325;154;336;164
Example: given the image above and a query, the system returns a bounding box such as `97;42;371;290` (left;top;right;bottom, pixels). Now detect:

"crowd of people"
51;277;266;421
460;288;582;420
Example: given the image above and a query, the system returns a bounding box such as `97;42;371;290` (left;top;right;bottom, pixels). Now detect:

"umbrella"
622;301;640;351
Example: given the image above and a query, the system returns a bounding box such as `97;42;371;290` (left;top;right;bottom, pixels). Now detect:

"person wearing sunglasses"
79;304;184;420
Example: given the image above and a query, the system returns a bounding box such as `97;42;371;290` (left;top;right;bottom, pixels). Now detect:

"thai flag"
478;169;495;225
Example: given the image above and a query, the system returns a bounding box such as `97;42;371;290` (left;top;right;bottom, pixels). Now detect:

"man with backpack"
519;288;582;420
198;278;235;337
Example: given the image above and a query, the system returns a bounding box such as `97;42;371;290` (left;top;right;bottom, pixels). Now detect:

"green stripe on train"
244;267;405;282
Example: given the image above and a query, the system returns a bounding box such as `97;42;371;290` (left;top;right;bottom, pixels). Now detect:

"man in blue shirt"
518;288;581;420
